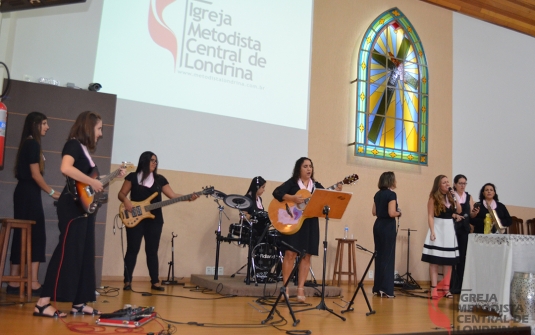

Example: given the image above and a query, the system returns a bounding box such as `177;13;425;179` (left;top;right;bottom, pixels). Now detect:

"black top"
125;172;169;225
373;189;397;219
62;139;93;176
471;201;512;234
15;138;41;181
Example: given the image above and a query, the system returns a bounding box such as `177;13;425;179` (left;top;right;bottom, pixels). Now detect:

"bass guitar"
268;174;358;235
119;186;215;228
68;162;133;214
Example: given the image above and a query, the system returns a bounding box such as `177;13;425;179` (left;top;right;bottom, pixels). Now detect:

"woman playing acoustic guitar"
272;157;342;302
118;151;198;292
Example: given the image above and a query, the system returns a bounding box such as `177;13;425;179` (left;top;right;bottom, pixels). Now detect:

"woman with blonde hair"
421;175;462;299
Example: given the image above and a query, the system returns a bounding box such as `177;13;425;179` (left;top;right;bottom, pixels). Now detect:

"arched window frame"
354;8;428;165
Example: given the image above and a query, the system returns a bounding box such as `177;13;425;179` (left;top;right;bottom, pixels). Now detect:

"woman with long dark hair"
272;157;342;302
470;183;512;234
34;111;125;317
7;112;59;296
119;151;198;292
372;171;400;298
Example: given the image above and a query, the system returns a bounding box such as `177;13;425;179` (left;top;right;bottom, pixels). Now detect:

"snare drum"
228;223;250;241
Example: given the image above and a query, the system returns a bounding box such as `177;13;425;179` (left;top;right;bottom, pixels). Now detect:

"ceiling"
421;0;535;38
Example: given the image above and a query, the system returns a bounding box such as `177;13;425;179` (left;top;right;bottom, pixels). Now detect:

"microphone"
448;187;457;210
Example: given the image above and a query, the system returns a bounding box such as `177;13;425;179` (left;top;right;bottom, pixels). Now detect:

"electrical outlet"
206;266;214;275
217;267;224;275
368;270;374;279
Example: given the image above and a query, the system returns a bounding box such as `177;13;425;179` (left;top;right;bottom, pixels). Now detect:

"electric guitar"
268;174;358;235
68;162;133;214
119;186;215;228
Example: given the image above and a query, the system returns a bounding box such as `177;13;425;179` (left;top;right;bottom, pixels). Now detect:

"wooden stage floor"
1;280;532;335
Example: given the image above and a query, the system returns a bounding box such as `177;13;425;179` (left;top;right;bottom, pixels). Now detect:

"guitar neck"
326;181;341;190
99;168;122;187
145;190;202;211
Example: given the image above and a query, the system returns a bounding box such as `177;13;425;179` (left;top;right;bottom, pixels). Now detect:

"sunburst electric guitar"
68;162;134;214
119;186;215;228
268;174;358;235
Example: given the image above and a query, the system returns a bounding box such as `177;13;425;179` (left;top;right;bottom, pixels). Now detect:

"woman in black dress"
372;171;401;298
34;111;125;318
470;183;512;234
272;157;342;302
118;151;198;291
450;174;474;293
244;176;268;239
7;112;59;296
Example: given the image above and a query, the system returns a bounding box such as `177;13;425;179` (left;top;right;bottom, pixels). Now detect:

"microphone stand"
161;232;184;285
341;244;376;316
213;199;229;280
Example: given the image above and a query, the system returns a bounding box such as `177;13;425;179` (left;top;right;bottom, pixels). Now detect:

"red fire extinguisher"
0;100;7;170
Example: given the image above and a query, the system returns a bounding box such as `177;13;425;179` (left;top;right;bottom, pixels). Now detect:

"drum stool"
332;238;357;286
0;218;35;302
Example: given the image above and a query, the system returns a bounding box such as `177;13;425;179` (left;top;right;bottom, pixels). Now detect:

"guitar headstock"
342;174;359;185
202;186;215;197
121;162;135;171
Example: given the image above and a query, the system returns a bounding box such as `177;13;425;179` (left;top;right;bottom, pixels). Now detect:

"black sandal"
71;303;100;315
33;303;66;318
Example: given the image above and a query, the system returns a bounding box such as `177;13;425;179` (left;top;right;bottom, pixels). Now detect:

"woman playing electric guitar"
118;151;198;292
272;157;342;303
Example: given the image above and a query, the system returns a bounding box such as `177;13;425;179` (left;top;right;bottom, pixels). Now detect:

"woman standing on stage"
34;111;125;317
372;171;401;298
119;151;198;292
450;174;474;293
272;157;342;302
421;175;462;299
470;183;512;234
7;112;59;296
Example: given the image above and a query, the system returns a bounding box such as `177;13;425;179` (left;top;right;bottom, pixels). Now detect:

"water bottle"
344;225;349;239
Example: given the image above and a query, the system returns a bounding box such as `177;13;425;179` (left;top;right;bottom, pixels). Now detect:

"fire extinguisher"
0;101;6;170
0;61;10;170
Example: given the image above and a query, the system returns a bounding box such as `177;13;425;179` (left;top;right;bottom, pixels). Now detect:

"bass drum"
252;243;282;283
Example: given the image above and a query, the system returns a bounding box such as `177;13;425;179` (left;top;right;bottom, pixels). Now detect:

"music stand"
294;189;352;321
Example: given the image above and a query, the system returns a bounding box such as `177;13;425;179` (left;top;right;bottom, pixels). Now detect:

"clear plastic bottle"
344;225;349;239
484;213;492;234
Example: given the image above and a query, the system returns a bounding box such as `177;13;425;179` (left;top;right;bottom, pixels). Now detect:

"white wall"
452;13;535;207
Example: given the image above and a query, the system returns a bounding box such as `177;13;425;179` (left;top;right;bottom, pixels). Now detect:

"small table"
332;238;357;286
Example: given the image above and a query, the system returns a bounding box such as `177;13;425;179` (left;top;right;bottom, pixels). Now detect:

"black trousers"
450;228;469;293
124;219;163;285
373;218;397;296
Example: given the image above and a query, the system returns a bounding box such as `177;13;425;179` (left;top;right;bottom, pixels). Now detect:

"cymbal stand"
399;228;421;290
240;211;254;285
341;244;376;316
295;205;346;321
213;198;229;280
261;241;304;327
161;232;184;285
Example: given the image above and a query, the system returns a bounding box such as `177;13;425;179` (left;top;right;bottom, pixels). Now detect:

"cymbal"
224;194;252;210
211;190;227;200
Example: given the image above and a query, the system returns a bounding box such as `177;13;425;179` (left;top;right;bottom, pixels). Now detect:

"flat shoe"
151;285;165;291
123;284;132;291
71;303;100;315
6;285;20;295
33;303;66;318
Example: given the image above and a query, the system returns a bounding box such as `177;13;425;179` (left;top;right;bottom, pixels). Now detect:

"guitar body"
119;192;158;228
268;189;311;235
72;166;102;214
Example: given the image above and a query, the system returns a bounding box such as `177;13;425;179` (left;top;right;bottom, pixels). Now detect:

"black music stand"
261;241;304;327
294;189;352;321
399;228;421;290
341;244;376;316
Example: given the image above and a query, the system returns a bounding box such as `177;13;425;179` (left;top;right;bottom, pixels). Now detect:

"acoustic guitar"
119;186;214;228
68;162;133;214
268;174;358;235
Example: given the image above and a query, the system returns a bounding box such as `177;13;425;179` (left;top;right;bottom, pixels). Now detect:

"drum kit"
211;191;282;285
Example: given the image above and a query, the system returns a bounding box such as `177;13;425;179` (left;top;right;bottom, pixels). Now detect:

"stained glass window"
354;8;428;165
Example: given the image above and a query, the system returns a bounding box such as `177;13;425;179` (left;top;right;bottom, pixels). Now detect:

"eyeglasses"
150;159;158;164
458;182;467;186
